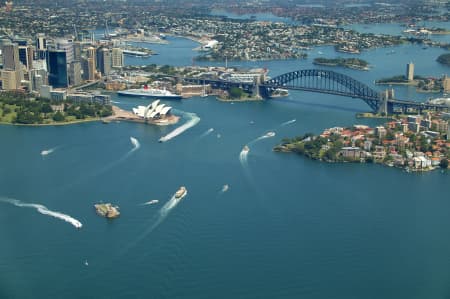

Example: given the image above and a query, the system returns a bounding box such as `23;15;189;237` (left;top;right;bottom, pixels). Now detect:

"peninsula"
274;113;449;172
313;57;369;70
0;91;112;125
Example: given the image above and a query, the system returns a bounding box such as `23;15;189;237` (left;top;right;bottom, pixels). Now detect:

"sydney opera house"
132;100;172;120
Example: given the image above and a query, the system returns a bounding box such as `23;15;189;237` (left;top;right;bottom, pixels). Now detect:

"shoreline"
0;105;180;127
0;117;101;127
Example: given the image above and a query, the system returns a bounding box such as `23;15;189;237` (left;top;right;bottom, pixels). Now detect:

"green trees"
440;159;449;169
436;53;450;67
229;87;244;99
52;112;65;122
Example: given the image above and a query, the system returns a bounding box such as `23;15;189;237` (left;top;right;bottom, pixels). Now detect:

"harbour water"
1;34;450;298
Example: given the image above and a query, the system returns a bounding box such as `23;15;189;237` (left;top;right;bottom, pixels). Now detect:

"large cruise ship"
118;85;182;100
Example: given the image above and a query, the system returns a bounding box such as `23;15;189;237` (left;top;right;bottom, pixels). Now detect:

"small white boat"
222;184;229;192
144;199;159;205
84;260;89;266
242;145;250;153
266;132;275;137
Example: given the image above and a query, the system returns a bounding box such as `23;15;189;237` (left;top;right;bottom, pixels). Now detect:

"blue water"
1;35;450;299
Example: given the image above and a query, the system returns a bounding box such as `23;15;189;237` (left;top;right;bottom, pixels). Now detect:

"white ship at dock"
118;85;182;100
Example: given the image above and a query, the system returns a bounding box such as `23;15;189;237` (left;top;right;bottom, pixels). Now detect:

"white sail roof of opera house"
132;100;172;119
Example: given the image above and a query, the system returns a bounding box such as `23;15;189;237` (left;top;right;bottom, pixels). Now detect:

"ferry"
175;186;187;199
118;85;182;100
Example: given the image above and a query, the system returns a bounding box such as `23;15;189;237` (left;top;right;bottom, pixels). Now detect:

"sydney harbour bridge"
182;69;448;114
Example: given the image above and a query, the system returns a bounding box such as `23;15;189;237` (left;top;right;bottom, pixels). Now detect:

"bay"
0;35;449;299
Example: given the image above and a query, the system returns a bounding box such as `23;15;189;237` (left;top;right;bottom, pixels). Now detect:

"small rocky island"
274;113;449;172
313;57;369;70
94;203;120;218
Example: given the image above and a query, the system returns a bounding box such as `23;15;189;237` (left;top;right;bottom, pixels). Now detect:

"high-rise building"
1;70;19;90
56;39;74;64
47;50;68;88
1;42;22;88
18;45;34;71
96;47;111;76
68;60;82;86
443;75;450;93
30;69;47;92
87;57;96;81
406;62;414;81
73;41;82;61
2;43;21;71
36;33;47;59
112;48;124;68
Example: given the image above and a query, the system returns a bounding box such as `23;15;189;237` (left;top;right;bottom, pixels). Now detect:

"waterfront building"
132;100;172;120
67;92;111;105
406;62;414;81
50;90;67;101
47;50;68;88
111;48;124;68
68;60;82;86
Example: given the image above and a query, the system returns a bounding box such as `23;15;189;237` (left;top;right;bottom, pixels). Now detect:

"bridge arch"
261;69;381;111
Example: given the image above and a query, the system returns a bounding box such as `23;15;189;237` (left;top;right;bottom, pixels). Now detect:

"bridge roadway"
181;69;448;114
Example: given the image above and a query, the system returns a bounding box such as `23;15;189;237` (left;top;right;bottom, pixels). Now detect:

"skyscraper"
56;39;74;64
96;47;112;76
47;50;68;88
112;48;124;68
68;60;82;86
1;42;22;89
1;70;19;90
18;45;34;71
36;33;47;59
406;62;414;81
2;43;21;71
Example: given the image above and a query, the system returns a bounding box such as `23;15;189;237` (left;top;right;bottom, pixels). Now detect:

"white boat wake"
142;200;159;206
40;147;58;156
249;131;276;145
129;136;140;152
281;119;296;126
239;146;249;166
0;197;82;229
159;111;200;142
199;128;214;138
